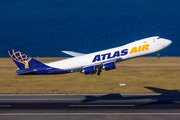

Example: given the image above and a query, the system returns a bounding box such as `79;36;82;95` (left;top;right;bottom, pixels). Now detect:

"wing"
62;51;86;57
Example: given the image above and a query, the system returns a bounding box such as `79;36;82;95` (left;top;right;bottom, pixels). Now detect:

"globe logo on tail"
8;50;32;69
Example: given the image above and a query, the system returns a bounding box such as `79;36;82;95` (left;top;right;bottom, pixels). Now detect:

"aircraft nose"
160;38;172;48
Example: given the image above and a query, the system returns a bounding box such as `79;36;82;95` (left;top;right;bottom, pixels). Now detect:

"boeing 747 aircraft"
8;36;172;75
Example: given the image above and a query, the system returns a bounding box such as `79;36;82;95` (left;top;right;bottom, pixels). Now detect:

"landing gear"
97;68;102;76
157;52;160;59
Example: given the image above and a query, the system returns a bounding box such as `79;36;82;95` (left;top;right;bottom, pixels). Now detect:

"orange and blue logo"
92;44;150;63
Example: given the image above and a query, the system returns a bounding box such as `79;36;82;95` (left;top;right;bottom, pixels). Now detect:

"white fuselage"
45;36;172;70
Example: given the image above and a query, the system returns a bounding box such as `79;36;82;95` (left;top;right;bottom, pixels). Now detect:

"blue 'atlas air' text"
92;49;128;62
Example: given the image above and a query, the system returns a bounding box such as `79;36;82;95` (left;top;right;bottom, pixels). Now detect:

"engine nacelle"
103;62;116;71
82;66;96;75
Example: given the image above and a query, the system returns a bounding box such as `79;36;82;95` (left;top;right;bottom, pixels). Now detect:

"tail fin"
8;49;47;70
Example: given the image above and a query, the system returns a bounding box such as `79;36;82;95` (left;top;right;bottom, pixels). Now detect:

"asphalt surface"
0;94;180;120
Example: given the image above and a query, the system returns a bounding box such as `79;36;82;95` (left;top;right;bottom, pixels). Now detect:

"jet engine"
103;62;116;70
82;66;96;75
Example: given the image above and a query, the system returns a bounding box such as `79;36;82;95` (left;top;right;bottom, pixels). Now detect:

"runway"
0;94;180;120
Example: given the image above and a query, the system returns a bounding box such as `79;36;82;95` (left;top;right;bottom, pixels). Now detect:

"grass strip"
0;57;180;94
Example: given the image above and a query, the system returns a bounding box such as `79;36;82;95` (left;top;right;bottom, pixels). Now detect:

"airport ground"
0;57;180;94
0;57;180;119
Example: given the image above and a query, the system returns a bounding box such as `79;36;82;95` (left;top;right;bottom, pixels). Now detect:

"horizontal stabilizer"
62;51;86;57
16;69;37;75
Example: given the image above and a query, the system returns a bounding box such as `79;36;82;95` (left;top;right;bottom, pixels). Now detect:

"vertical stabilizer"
8;50;47;70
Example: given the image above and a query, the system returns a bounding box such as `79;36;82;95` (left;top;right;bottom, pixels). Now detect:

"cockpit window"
157;37;160;39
